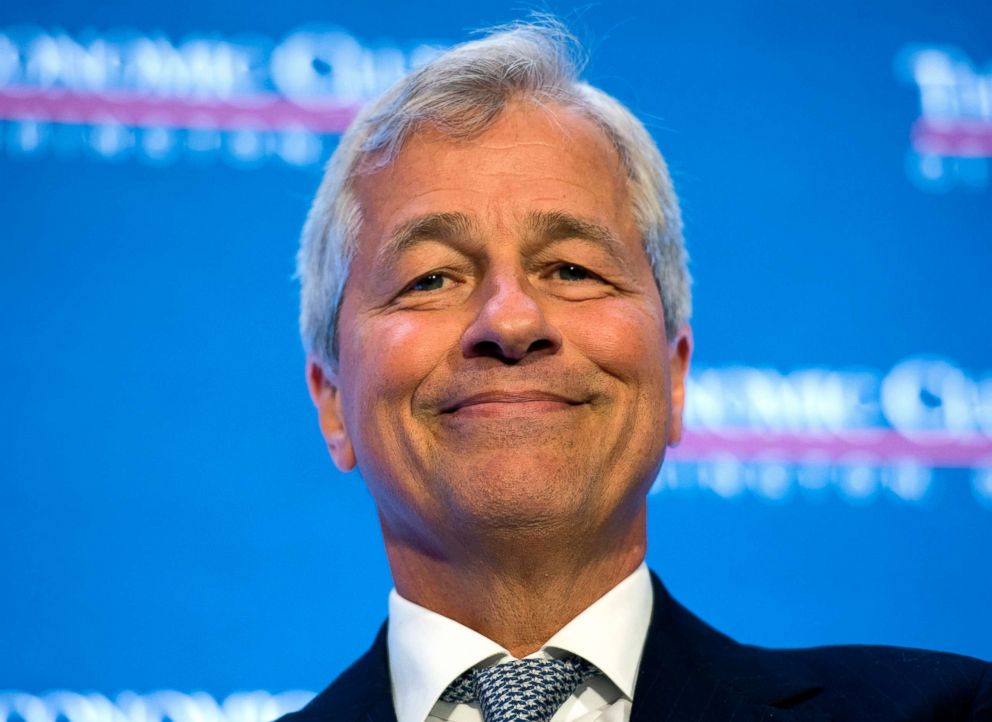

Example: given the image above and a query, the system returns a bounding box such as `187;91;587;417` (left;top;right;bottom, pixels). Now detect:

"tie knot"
440;657;600;722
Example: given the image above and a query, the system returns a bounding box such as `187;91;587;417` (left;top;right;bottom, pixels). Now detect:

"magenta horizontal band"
912;118;992;156
670;428;992;468
0;86;361;133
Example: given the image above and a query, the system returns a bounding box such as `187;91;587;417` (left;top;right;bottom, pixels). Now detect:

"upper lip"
441;390;583;413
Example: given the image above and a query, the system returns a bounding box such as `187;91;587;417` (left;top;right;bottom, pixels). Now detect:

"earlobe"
666;326;693;447
306;357;357;472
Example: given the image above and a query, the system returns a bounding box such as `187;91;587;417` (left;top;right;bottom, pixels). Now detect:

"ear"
306;357;357;472
666;325;693;447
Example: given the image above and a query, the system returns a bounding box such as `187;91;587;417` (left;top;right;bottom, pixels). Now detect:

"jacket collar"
289;623;397;722
631;571;831;722
292;570;831;722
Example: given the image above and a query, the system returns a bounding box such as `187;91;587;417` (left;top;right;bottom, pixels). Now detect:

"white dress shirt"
387;563;653;722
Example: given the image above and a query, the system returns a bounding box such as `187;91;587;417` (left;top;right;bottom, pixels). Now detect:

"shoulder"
642;572;992;720
766;643;991;715
275;624;395;722
705;638;992;719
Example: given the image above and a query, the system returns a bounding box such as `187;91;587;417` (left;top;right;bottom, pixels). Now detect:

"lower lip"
447;400;577;418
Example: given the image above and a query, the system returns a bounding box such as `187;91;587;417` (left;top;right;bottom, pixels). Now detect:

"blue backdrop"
2;1;990;720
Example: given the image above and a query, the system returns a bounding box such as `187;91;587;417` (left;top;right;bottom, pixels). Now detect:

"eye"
408;272;446;292
554;263;598;282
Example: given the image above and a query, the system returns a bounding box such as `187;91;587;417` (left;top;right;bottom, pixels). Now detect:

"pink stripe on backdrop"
912;118;992;157
0;87;361;133
669;428;992;468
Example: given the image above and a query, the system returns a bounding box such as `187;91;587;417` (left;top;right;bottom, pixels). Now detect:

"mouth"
441;390;586;417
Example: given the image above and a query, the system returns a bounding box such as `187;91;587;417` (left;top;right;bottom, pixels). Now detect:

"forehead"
350;101;638;249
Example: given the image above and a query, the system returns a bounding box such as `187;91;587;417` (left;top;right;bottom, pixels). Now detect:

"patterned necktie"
439;657;601;722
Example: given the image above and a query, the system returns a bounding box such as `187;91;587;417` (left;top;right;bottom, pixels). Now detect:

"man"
282;19;991;722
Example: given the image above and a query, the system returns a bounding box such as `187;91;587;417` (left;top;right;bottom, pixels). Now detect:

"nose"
460;271;562;363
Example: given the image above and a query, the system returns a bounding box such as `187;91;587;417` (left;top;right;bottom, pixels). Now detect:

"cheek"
560;299;668;381
343;312;459;408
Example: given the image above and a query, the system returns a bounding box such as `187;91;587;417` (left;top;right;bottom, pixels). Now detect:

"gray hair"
298;18;691;370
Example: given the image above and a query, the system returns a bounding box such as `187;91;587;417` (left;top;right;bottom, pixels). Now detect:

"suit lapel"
349;624;397;722
631;573;831;722
290;623;398;722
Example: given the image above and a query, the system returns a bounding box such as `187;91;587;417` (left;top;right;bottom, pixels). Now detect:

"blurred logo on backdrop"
0;25;442;167
658;356;992;508
4;28;990;189
0;691;314;722
898;45;992;192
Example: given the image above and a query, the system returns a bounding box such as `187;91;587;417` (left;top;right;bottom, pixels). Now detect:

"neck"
382;505;648;658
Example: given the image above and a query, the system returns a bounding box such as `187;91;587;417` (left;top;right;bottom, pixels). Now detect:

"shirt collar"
387;563;653;722
540;562;652;699
388;590;507;722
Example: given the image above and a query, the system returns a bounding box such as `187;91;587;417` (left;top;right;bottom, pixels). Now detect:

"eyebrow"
523;210;635;273
375;212;475;268
373;208;634;273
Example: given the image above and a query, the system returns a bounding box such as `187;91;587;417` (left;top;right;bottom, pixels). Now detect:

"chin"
442;459;600;532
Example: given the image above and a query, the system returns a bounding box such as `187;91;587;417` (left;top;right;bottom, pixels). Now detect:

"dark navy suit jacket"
279;573;992;721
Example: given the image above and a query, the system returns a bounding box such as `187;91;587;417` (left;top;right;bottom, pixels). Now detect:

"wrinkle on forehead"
365;100;625;179
469;138;570;150
351;101;636;260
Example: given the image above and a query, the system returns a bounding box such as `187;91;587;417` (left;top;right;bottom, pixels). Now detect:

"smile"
442;391;584;418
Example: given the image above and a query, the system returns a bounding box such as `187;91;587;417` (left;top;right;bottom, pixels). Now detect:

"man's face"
309;101;691;555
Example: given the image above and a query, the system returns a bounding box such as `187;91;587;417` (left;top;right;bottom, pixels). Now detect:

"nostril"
472;340;508;359
469;339;534;365
527;339;554;354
